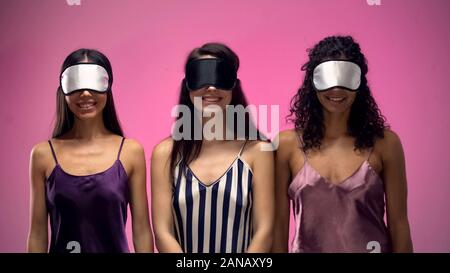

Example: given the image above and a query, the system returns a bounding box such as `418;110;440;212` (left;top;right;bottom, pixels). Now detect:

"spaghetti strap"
175;156;183;167
366;147;374;161
117;137;125;160
48;140;59;165
238;140;248;157
299;147;308;162
295;131;308;161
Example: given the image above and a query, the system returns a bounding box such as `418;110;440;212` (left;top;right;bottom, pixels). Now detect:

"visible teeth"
79;102;95;109
328;97;345;102
203;97;220;102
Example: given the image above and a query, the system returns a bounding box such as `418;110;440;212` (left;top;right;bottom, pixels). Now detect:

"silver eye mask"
313;60;361;92
60;63;110;95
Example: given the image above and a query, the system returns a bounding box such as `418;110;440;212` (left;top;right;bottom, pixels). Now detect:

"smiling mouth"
77;101;97;110
202;96;222;103
325;96;346;103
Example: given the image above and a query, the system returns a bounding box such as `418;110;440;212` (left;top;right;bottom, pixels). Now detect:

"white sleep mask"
313;60;361;92
60;63;110;95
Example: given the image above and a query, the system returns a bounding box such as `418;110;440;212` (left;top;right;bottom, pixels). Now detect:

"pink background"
1;0;449;252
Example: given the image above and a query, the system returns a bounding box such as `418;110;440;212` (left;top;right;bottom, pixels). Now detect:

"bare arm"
27;143;49;252
126;140;154;252
271;131;296;252
246;141;275;253
151;139;183;253
382;131;413;252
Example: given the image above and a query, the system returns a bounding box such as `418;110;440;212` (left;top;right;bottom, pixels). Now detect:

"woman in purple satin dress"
273;36;413;253
27;49;153;253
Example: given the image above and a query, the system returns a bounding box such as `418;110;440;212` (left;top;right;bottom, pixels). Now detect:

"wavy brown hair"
288;36;388;152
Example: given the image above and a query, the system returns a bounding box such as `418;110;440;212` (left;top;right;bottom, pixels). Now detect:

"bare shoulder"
377;129;403;149
242;140;274;174
30;140;54;175
376;129;404;160
30;141;52;163
274;129;300;158
277;129;300;146
384;129;402;143
152;137;174;160
242;140;275;172
122;138;145;156
245;140;274;155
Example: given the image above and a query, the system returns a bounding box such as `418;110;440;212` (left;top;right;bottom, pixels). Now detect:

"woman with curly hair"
272;36;413;253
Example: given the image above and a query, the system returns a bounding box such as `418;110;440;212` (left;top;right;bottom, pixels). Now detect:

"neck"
322;109;350;139
69;115;109;140
201;113;231;144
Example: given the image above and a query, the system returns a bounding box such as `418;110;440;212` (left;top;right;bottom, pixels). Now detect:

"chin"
324;106;351;114
203;104;226;114
74;111;100;120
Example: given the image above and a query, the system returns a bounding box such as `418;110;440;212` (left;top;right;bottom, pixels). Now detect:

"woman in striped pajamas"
151;43;275;253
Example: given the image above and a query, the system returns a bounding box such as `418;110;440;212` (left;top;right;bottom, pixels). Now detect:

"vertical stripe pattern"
172;158;253;253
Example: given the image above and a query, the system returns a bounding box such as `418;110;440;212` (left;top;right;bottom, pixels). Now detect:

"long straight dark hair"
52;48;123;138
169;43;265;176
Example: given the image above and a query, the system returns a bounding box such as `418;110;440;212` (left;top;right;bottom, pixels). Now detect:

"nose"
206;86;217;91
79;90;93;97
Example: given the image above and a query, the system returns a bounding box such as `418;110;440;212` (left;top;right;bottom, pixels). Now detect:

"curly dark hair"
288;35;388;152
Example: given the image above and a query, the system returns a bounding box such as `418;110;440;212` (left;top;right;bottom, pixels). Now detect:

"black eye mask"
185;58;237;91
